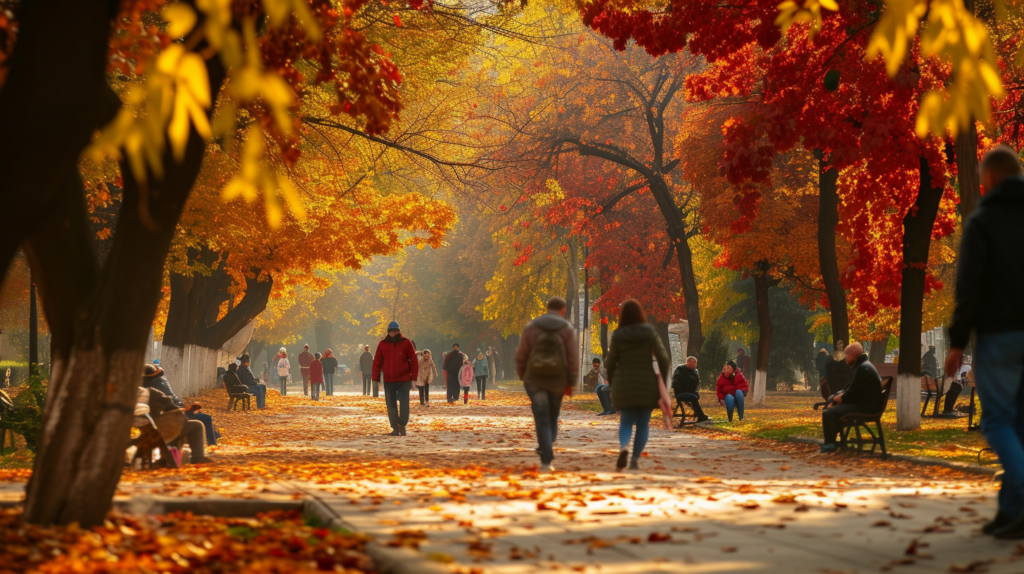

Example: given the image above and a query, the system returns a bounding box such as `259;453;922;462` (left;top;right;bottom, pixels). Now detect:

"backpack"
459;364;474;387
526;326;568;385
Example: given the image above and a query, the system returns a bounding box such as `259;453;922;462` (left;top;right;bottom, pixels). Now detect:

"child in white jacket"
276;352;291;396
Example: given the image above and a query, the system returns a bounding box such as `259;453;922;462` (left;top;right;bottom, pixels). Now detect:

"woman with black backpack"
606;299;671;472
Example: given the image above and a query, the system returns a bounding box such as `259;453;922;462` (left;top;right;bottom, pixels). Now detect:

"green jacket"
607;323;671;411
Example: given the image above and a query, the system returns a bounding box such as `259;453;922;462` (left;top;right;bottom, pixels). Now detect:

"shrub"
1;369;47;452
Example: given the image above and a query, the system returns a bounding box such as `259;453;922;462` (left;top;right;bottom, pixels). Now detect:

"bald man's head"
844;342;864;365
981;145;1023;192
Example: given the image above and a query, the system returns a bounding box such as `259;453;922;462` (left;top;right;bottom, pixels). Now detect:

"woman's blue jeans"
724;390;745;421
976;331;1024;516
619;408;653;458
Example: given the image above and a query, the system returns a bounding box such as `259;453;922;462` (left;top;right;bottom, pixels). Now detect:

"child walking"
310;352;324;401
459;357;474;404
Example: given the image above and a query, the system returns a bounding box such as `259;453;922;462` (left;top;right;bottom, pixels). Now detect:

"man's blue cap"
388;321;400;331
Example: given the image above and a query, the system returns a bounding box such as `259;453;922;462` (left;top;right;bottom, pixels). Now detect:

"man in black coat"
945;145;1024;538
820;342;882;454
359;345;374;396
443;343;466;404
671;356;709;422
922;345;938;378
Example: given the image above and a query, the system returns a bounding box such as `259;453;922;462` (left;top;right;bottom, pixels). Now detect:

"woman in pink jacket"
716;360;749;422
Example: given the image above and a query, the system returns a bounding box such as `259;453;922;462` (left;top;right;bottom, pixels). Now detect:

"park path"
0;385;1016;573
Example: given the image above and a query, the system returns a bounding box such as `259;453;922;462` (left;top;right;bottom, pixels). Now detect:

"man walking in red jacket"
298;344;314;396
373;321;418;436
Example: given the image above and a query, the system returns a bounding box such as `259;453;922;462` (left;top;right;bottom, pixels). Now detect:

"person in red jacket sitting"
372;321;419;436
716;360;749;422
309;352;324;401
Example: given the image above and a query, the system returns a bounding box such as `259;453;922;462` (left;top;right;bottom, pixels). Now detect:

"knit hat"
143;364;164;378
726;360;738;371
279;347;287;353
388;321;400;331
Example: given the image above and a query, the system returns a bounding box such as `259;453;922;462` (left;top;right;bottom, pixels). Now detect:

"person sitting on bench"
238;353;268;409
671;356;709;423
143;364;219;447
141;386;213;464
591;358;615;416
820;342;882;454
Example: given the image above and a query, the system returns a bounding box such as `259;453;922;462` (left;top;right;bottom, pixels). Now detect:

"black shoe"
696;415;710;423
399;426;407;436
992;511;1024;538
629;459;639;470
389;429;400;436
984;511;1013;535
616;449;629;471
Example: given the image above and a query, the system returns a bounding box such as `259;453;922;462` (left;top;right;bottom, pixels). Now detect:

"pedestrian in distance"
819;342;881;454
310;352;324;401
359;345;375;397
321;349;338;396
237;354;268;410
945;144;1024;539
716;360;748;422
298;344;314;396
416;349;438;407
276;350;291;395
443;344;466;404
474;349;489;400
671;356;710;423
372;321;418;436
459;356;474;404
272;347;286;376
814;348;830;391
515;296;579;473
606;299;671;471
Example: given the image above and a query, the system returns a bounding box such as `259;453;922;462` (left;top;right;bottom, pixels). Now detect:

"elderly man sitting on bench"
139;386;213;464
820;342;883;454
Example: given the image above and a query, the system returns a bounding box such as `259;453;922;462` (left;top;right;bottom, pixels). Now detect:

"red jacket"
716;372;750;401
298;350;314;370
372;334;418;383
309;359;324;384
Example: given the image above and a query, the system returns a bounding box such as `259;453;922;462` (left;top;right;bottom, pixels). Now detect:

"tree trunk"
869;337;888;364
674;234;705;361
750;263;773;405
955;121;981;219
815;149;850;348
315;320;334;353
600;318;609;358
161;248;273;397
896;156;945;431
20;55;227;526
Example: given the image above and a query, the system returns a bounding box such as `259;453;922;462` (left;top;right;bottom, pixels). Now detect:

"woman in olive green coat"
606;299;671;471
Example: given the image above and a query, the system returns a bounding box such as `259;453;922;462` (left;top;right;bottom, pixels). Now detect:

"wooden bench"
839;376;894;458
224;381;253;411
130;409;186;469
672;397;698;428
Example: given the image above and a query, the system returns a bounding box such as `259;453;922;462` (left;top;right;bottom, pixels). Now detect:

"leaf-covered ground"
0;384;1017;573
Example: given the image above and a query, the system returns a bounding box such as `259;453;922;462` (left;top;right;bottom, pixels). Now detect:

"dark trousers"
362;374;372;396
418;384;430;404
822;403;863;445
446;379;461;403
279;376;288;395
324;373;334;396
525;383;563;464
179;419;206;459
311;382;321;401
384;381;411;430
675;392;706;419
300;369;310;396
943;381;964;413
596;385;612;413
476;376;487;399
186;411;217;446
247;383;267;409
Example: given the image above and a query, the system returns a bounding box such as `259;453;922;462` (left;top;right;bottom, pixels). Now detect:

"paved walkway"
2;385;1018;573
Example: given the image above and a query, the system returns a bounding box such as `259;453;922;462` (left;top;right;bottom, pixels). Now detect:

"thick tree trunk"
815;150;850;348
750;263;773;405
869;337;888;364
0;0;119;274
600;319;609;358
896;156;945;431
955;121;981;219
674;235;705;361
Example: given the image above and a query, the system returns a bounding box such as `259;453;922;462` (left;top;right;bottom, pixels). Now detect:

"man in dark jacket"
321;350;339;396
359;345;375;397
372;321;418;436
820;343;881;453
142;364;219;446
945;145;1024;538
238;354;267;409
824;341;851;397
671;356;709;423
298;345;314;396
442;344;466;404
141;386;212;464
922;345;938;378
515;297;579;473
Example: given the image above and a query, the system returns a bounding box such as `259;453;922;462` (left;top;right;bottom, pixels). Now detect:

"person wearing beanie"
716;360;749;422
309;352;324;401
142;364;219;448
372;321;418;436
